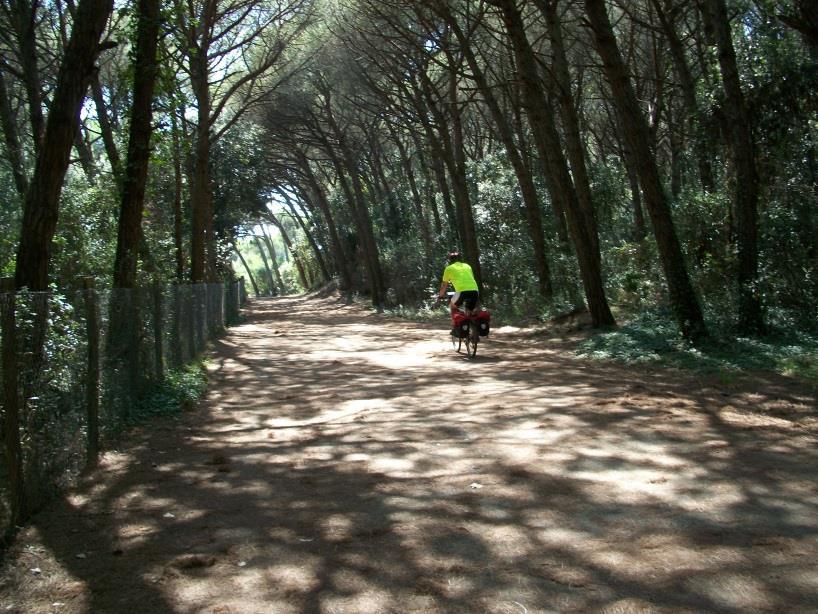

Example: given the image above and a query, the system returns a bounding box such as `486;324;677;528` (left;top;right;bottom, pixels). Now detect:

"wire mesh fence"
0;278;247;536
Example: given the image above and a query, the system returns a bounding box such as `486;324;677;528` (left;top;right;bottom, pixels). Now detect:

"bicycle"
438;292;481;358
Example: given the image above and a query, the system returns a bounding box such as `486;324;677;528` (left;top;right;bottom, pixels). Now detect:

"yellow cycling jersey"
442;261;479;292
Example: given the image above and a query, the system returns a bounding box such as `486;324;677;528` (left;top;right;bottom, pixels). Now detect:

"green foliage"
381;234;433;305
0;167;21;276
577;309;818;387
51;171;119;286
135;363;208;419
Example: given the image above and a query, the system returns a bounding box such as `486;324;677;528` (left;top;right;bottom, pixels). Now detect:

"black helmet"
447;250;461;263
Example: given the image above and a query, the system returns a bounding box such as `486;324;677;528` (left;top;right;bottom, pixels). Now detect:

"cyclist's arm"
437;280;449;300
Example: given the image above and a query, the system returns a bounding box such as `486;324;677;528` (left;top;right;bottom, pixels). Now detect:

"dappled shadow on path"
2;295;817;612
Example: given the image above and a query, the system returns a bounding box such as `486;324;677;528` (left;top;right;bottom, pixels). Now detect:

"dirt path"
2;295;817;613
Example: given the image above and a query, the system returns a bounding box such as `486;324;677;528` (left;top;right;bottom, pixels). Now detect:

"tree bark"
386;122;433;260
585;0;707;341
651;0;715;192
537;0;601;258
321;91;386;306
1;278;26;527
497;0;614;326
14;0;114;290
267;212;309;290
112;0;160;288
277;189;332;285
406;76;460;243
0;69;29;197
73;123;97;183
171;108;185;281
444;61;483;287
14;0;45;154
442;5;553;300
232;239;260;296
778;0;818;51
296;151;353;291
91;75;123;182
190;48;213;283
253;235;275;295
702;0;764;333
260;226;285;292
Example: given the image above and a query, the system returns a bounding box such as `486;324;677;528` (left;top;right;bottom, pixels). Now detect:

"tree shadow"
2;295;816;612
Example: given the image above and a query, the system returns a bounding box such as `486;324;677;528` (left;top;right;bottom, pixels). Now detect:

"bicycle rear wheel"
465;321;478;358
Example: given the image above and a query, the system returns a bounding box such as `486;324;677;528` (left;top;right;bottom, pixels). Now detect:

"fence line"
0;278;248;537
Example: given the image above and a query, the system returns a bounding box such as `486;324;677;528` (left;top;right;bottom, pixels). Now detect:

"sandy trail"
2;295;817;613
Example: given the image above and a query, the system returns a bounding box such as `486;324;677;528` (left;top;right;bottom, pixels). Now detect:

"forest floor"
1;294;818;613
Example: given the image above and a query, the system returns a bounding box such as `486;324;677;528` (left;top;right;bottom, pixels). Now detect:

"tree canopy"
0;0;815;337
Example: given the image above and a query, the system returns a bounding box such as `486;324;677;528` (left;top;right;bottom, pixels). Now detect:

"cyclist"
436;251;479;313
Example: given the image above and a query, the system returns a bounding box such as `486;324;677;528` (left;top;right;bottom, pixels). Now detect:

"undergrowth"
577;309;818;387
133;362;208;421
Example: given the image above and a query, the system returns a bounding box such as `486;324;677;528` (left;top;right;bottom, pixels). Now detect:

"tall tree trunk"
14;0;114;290
445;63;483;286
651;0;715;192
369;144;402;239
280;194;331;285
253;235;275;295
0;70;29;197
73;124;97;183
322;94;385;306
260;226;285;293
14;0;44;154
442;6;553;300
537;0;601;258
621;133;647;241
408;76;460;244
267;213;309;290
778;0;818;51
387;122;433;260
411;140;443;235
112;0;160;288
91;75;123;182
190;50;212;283
702;0;764;334
232;239;260;296
296;152;353;291
498;0;614;326
585;0;707;341
171;108;185;281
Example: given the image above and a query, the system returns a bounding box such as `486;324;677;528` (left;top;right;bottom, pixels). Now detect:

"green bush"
577;309;818;387
134;362;208;420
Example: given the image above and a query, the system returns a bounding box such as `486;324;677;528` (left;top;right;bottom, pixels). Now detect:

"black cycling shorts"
454;290;479;310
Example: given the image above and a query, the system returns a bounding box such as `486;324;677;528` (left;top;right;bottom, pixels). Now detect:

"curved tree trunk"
231;240;260;297
585;0;707;341
267;213;309;291
497;0;614;327
296;152;353;291
442;6;553;300
253;235;275;295
260;227;285;293
15;0;114;290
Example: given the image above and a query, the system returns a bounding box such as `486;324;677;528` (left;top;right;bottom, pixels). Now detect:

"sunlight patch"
687;573;776;610
370;456;415;474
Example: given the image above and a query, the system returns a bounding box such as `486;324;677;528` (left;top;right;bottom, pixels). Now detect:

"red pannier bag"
475;308;491;336
451;310;470;338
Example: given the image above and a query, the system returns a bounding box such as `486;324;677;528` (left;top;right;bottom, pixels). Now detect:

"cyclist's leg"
461;291;479;314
